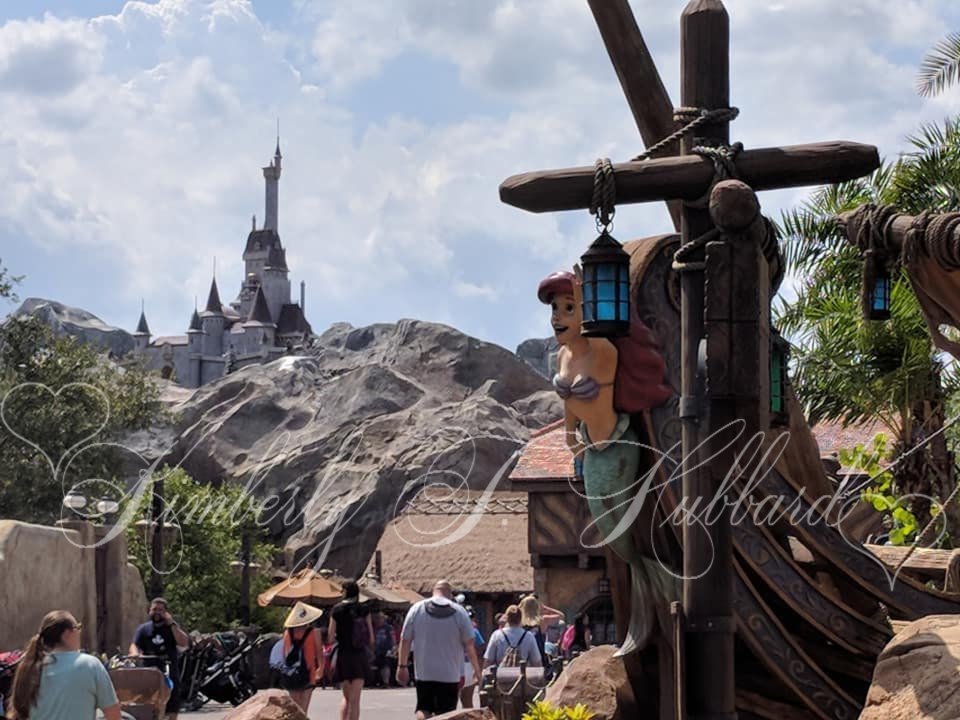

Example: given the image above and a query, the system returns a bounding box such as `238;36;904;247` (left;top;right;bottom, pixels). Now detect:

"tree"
125;467;285;632
0;260;22;302
0;316;165;523
777;117;960;543
918;31;960;98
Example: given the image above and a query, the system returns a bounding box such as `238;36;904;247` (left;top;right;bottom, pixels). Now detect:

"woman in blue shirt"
9;610;120;720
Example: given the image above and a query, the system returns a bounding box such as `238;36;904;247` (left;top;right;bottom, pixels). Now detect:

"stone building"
131;139;311;387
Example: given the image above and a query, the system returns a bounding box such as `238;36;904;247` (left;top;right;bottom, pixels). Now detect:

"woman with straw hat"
280;602;325;713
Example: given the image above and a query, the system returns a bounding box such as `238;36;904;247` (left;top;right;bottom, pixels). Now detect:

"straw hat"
283;601;323;628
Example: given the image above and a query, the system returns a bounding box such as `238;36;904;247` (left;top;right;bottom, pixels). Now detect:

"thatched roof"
373;492;533;595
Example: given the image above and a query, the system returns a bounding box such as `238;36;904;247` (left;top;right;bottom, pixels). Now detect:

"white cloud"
1;0;960;351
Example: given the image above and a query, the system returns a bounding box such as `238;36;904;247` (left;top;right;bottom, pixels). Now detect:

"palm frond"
917;32;960;97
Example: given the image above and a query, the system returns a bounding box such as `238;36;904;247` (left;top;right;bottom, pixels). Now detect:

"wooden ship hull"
624;233;960;720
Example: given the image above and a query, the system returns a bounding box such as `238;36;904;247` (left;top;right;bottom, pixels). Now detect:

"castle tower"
200;276;225;357
186;305;202;388
133;302;150;353
263;136;281;232
243;285;276;353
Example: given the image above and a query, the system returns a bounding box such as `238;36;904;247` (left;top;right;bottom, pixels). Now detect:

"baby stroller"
0;651;24;717
108;656;171;720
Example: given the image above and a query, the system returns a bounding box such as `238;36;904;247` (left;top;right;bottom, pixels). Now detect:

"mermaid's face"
551;292;581;345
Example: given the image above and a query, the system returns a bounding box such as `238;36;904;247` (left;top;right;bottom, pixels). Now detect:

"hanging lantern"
861;249;891;321
580;230;631;337
770;330;790;426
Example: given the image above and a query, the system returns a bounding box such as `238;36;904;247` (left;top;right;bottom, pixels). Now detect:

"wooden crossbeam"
500;141;880;214
587;0;682;230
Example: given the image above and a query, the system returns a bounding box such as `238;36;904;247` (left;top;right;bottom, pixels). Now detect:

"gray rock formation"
516;336;559;379
7;298;134;356
130;319;558;577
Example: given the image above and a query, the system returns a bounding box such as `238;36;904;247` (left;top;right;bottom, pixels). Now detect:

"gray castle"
132;140;311;387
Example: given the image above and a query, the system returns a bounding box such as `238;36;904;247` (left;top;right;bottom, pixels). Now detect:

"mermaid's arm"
564;404;584;460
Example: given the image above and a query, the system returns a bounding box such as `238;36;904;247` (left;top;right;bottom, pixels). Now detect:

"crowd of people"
4;580;593;720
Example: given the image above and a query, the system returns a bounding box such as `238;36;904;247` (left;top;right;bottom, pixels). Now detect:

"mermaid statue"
538;267;677;655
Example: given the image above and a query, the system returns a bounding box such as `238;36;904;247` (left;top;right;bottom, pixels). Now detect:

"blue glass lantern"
869;271;891;321
580;230;631;337
862;250;891;321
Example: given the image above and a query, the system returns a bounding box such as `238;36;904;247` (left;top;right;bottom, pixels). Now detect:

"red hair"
537;271;576;304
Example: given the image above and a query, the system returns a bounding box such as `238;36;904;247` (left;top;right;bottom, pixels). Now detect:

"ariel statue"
538;266;675;654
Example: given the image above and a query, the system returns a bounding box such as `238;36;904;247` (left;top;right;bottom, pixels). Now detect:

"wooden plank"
865;544;954;580
733;563;863;720
586;0;682;230
499;141;880;213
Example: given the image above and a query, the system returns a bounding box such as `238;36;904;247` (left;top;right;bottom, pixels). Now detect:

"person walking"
397;580;480;719
484;605;542;669
459;607;485;709
519;596;562;662
9;610;121;720
279;602;325;714
129;598;189;719
328;581;373;720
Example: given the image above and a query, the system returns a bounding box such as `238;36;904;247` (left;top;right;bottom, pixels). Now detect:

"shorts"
415;680;460;715
461;660;476;688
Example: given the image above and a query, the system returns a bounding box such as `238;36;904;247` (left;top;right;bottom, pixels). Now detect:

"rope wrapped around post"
590;157;616;230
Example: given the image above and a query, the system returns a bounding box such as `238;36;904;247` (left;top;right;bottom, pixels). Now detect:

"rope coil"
590;157;616;230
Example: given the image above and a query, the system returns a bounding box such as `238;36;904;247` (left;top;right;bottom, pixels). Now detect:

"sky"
1;0;959;352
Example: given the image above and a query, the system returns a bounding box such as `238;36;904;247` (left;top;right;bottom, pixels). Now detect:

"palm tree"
778;117;960;542
917;31;960;97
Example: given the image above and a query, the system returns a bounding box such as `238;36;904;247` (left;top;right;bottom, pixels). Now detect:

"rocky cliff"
129;319;561;577
7;298;134;356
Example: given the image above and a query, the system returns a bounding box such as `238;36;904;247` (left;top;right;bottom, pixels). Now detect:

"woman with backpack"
328;580;373;720
483;606;542;669
279;602;325;714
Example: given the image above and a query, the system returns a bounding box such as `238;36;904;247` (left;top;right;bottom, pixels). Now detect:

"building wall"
535;565;605;618
0;521;146;653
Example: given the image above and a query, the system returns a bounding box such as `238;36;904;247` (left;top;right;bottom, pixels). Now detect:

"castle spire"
135;300;150;335
204;275;223;314
275;118;281;158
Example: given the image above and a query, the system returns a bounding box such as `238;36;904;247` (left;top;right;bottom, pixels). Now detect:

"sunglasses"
71;622;83;631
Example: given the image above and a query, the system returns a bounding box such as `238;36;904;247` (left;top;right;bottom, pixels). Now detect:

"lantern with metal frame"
861;248;891;321
580;230;631;337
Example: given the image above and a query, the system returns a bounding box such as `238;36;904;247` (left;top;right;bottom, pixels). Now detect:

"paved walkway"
190;687;422;720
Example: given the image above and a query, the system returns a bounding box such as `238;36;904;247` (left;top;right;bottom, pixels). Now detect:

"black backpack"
275;631;311;689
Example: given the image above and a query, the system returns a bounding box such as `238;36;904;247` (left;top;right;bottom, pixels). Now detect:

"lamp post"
96;496;120;525
63;490;87;513
150;475;165;599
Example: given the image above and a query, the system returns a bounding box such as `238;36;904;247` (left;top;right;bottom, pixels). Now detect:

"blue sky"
1;0;959;351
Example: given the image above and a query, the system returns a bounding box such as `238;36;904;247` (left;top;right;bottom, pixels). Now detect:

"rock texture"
7;298;134;356
516;336;559;379
223;689;308;720
861;614;960;720
543;645;637;720
131;319;557;576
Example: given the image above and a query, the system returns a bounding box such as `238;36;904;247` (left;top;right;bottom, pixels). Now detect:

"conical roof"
246;285;274;325
204;277;223;314
188;308;202;331
135;310;150;335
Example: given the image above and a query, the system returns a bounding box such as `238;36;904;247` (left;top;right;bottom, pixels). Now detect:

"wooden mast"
586;0;682;230
679;2;736;718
